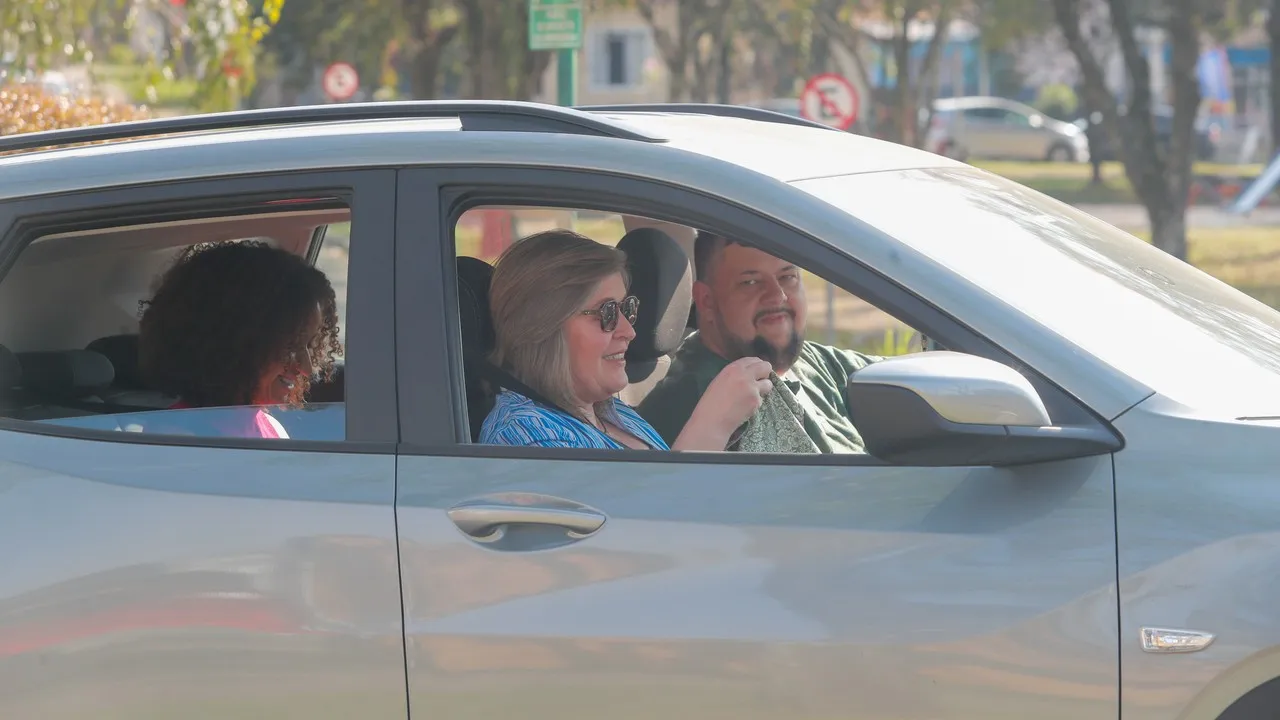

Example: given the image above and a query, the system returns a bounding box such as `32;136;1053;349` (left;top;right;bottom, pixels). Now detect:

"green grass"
1143;226;1280;305
971;160;1265;206
88;62;198;110
973;160;1264;180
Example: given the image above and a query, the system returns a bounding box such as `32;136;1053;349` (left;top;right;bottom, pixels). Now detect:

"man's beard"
716;308;803;370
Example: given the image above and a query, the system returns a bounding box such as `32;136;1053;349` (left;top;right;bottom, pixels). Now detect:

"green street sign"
528;0;583;51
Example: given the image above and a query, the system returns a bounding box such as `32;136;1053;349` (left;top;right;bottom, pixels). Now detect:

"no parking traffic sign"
322;62;359;102
800;73;860;130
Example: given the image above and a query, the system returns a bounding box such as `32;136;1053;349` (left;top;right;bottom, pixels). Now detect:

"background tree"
263;0;549;102
1052;0;1202;260
1;0;286;112
180;0;287;111
0;0;99;70
633;0;719;101
1270;0;1280;156
455;0;552;99
399;0;463;99
815;0;959;147
263;0;401;100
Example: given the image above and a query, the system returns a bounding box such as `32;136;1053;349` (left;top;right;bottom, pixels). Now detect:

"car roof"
0;104;964;200
933;96;1031;111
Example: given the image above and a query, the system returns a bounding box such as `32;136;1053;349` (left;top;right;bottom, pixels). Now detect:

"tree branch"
1050;0;1117;118
815;4;874;99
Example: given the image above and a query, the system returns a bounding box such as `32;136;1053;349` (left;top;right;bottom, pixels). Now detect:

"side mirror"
847;352;1120;467
1028;114;1045;128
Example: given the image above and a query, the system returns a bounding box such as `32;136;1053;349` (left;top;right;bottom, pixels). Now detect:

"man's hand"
671;357;773;451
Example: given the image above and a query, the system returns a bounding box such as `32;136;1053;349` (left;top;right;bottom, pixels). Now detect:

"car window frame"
394;166;1121;467
0;168;398;453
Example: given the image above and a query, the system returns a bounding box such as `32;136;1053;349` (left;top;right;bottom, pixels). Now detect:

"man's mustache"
753;307;794;323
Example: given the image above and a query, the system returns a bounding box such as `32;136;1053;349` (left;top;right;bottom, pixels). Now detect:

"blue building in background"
1162;42;1271;122
863;19;987;99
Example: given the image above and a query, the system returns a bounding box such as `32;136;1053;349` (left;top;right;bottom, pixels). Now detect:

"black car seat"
457;256;499;441
85;334;177;410
11;349;117;419
456;256;580;442
616;227;693;406
0;344;22;415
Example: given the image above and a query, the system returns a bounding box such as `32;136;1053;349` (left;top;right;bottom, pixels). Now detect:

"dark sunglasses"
581;295;640;332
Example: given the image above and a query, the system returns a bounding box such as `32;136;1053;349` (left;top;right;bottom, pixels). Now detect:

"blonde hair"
488;229;630;423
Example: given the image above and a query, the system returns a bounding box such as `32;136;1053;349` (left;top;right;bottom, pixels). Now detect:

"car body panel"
0;113;964;202
0;431;406;719
1112;394;1280;720
397;453;1118;720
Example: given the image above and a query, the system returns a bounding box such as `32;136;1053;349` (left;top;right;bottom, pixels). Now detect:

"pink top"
167;400;289;439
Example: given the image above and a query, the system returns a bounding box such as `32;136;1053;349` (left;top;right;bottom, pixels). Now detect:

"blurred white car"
925;96;1089;162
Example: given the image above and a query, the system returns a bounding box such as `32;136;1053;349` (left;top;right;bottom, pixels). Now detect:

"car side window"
963;108;1004;121
450;203;921;455
0;199;353;442
1003;111;1033;127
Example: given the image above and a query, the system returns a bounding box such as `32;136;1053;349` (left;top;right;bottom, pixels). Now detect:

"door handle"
447;501;606;540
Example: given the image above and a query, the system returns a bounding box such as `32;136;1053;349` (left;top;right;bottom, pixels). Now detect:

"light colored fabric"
638;332;878;453
731;373;822;454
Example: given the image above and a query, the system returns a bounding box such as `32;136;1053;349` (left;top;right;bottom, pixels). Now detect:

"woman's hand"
671;357;774;452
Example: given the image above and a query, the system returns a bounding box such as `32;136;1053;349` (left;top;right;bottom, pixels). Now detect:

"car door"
393;167;1119;720
0;170;407;719
1004;110;1054;159
954;107;1003;157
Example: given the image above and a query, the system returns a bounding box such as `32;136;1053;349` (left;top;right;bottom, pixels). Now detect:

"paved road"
1077;203;1280;231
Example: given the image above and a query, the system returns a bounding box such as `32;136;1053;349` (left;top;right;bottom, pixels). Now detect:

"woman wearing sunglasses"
481;229;771;450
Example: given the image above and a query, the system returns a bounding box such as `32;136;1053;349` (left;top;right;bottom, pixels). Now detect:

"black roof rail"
578;103;842;132
0;100;667;154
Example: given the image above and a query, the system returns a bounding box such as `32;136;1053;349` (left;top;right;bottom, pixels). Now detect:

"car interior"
0;206;350;426
0;198;911;445
456;222;697;441
452;206;919;443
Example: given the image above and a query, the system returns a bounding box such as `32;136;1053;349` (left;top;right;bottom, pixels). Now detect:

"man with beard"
637;231;881;453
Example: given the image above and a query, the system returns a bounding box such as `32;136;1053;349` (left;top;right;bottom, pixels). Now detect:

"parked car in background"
1073;106;1220;163
925;96;1089;162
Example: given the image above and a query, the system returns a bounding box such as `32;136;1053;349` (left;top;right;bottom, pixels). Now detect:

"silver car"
927;95;1090;162
0;101;1276;720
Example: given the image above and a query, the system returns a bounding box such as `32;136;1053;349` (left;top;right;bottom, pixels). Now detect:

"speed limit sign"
322;62;359;102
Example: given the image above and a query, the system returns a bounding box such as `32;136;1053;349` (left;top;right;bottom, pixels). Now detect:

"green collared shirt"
637;332;880;453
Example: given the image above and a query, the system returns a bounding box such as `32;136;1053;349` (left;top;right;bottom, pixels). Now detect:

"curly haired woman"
138;240;343;439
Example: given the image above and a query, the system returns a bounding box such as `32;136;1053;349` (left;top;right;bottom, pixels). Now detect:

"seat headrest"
0;344;20;391
457;257;496;357
18;350;114;400
619;227;693;361
86;334;142;389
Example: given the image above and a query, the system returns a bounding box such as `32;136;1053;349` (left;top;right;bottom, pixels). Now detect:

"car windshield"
796;167;1280;416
